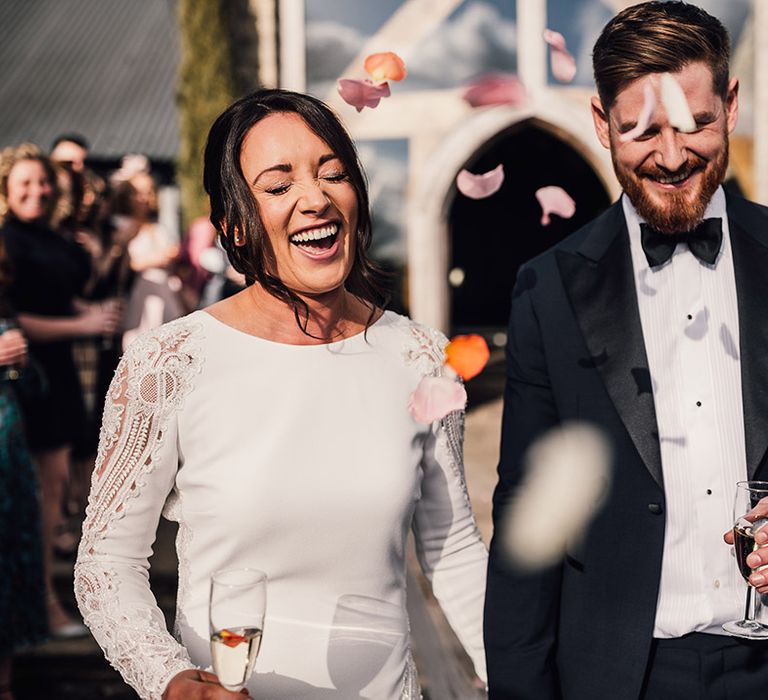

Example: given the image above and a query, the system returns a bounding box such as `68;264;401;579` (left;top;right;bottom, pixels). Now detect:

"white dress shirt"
624;187;747;638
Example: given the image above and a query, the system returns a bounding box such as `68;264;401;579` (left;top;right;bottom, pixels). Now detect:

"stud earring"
234;229;245;246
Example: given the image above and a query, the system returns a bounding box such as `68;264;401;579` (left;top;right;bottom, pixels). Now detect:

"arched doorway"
448;119;611;334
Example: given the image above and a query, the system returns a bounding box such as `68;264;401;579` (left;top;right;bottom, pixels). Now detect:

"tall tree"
177;0;237;229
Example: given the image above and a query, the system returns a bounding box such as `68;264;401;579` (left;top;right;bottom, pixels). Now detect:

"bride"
75;88;487;700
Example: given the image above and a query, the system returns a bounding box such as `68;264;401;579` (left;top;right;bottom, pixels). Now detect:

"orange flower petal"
445;334;490;380
364;51;407;83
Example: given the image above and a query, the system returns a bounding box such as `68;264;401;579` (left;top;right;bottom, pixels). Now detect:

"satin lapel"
556;205;663;487
728;196;768;478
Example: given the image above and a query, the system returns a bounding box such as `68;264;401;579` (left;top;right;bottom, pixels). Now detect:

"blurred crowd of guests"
0;134;244;698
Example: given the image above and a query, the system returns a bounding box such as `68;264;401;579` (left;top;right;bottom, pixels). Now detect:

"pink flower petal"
535;186;576;226
462;73;528;108
408;376;467;424
660;72;696;133
456;164;505;200
337;79;392;112
543;29;577;83
619;81;657;142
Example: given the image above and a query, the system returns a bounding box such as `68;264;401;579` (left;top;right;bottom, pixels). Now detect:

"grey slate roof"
0;0;179;161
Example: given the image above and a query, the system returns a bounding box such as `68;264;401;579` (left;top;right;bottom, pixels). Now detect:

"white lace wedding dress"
74;309;488;700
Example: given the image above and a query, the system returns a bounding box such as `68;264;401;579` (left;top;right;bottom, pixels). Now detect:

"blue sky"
306;0;752;92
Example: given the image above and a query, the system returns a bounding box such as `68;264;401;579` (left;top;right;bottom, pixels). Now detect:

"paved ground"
12;359;505;700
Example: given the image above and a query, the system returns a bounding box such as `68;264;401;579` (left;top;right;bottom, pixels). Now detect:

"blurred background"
1;1;765;697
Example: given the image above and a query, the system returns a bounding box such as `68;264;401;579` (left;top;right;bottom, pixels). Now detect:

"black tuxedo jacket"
484;193;768;699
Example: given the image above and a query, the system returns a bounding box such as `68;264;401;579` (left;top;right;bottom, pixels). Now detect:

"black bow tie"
640;218;722;267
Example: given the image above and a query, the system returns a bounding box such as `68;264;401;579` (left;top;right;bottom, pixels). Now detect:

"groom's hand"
163;669;252;699
723;496;768;594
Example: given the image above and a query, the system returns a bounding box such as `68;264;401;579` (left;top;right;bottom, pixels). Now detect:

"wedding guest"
0;238;47;700
50;133;89;175
111;155;184;349
175;216;216;310
75;89;488;700
485;3;768;698
0;143;119;639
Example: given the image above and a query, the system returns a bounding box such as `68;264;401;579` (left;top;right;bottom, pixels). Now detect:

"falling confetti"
445;334;490;381
543;29;577;83
462;73;528;108
337;79;392;112
535;186;576;226
408;376;467;424
364;51;407;83
619;81;657;142
660;73;696;133
456;164;505;200
503;422;612;570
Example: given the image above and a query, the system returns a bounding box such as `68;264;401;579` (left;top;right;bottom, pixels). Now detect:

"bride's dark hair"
203;89;389;332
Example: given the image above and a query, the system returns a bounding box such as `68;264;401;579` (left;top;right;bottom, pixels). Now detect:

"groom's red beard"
612;140;728;234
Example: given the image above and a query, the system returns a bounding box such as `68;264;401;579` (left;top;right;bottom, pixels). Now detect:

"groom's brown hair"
592;1;730;110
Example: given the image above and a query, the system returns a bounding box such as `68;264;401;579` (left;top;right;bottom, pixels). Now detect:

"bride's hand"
163;669;252;699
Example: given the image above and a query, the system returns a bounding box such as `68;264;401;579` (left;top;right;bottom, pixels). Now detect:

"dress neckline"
196;308;391;348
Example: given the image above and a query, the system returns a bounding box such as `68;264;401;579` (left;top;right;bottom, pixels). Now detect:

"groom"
485;2;768;698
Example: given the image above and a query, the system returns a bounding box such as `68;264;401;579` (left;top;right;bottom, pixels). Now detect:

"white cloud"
306;21;365;95
407;2;517;88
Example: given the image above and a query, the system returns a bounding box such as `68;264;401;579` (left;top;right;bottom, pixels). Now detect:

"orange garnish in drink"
219;629;247;647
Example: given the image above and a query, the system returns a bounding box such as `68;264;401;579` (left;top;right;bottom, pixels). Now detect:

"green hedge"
177;0;237;229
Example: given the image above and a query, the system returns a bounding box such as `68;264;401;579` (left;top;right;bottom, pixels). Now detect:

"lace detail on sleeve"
401;316;488;683
439;409;473;511
402;322;447;377
74;318;204;700
401;648;422;699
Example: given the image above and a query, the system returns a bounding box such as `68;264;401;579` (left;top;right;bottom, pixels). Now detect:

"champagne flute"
0;318;22;380
722;481;768;638
209;568;267;691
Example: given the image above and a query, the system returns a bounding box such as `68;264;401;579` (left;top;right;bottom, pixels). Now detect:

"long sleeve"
74;319;203;700
484;264;563;700
408;325;488;683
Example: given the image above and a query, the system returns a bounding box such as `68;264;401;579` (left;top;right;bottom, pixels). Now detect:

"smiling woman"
203;90;387;342
75;89;489;700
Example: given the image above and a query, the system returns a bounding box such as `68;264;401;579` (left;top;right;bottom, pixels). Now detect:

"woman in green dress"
0;236;48;700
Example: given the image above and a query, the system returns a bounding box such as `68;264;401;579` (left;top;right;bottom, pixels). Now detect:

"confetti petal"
462;73;528;108
535;186;576;226
502;422;612;570
456;164;505;200
543;29;577;83
364;51;407;83
445;334;490;380
337;79;391;112
408;376;467;424
660;72;696;133
619;81;657;142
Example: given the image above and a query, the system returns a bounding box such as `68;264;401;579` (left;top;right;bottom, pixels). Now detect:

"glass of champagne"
723;481;768;638
0;317;21;380
209;568;267;691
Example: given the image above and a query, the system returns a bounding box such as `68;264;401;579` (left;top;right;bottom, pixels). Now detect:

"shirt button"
707;489;712;495
648;503;663;515
696;401;702;407
714;579;721;589
687;314;693;320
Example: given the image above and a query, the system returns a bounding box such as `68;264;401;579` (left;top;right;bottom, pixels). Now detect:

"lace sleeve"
406;322;489;683
74;320;203;700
